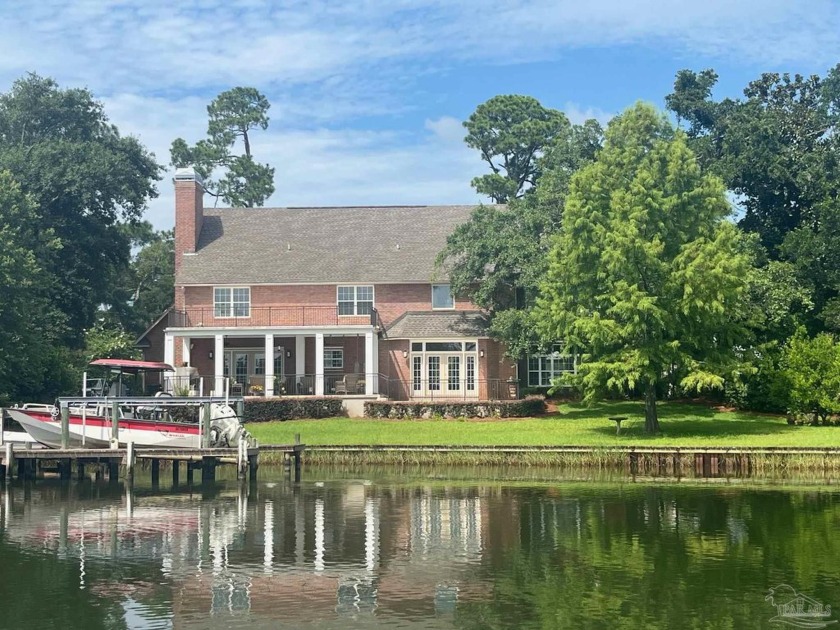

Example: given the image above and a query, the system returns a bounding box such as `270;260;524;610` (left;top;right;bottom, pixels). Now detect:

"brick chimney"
173;167;204;276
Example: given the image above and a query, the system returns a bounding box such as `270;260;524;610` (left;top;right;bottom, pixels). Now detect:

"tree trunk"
644;382;661;434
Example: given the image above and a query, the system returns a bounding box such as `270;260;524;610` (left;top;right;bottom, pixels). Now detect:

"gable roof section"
385;311;490;339
178;205;496;285
135;306;173;347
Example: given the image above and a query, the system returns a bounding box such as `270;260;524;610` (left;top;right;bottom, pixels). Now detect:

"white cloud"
563;102;613;126
105;94;485;229
424;116;465;145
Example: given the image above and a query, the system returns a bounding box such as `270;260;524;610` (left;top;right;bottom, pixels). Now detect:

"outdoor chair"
334;373;359;395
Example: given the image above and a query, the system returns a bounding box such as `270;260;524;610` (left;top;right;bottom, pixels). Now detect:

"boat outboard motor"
206;403;250;448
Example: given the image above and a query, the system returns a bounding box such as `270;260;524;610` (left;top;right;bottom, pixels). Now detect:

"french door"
412;353;477;398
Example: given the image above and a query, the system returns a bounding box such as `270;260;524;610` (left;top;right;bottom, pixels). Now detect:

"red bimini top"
89;359;175;372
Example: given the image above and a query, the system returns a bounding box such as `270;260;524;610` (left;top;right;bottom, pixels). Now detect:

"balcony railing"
168;306;380;328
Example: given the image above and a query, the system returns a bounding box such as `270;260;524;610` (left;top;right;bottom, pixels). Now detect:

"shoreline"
259;443;840;474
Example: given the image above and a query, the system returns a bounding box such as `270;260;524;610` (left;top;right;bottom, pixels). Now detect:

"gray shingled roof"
385;311;491;339
178;205;496;285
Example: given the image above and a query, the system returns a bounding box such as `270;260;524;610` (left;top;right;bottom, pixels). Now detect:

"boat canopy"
89;359;175;372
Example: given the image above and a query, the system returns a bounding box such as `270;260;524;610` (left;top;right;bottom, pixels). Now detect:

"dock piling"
111;401;119;446
126;441;135;483
60;406;70;449
202;402;211;448
201;456;216;482
150;459;160;486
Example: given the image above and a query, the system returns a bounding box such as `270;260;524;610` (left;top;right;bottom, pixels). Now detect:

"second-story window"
214;287;250;317
337;285;374;315
432;284;455;310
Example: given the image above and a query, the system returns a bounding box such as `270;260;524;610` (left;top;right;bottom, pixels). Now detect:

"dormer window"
432;284;455;310
214;287;250;318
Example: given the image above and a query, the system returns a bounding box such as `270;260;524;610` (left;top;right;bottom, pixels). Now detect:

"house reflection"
0;480;500;625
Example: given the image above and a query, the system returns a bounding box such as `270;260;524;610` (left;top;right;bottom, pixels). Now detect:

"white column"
264;333;275;396
365;331;375;395
315;333;325;396
214;334;225;395
295;335;305;379
164;334;175;393
181;337;191;367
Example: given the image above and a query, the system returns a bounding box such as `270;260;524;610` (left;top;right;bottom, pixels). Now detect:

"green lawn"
247;401;840;448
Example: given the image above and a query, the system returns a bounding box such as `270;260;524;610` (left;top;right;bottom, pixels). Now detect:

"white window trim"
431;283;455;310
336;285;375;317
323;346;344;369
527;349;577;387
213;286;251;318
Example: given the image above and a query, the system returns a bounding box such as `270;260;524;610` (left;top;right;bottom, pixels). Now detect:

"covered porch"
163;328;378;397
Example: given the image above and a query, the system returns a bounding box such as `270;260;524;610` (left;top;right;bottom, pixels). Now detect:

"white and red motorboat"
7;359;247;449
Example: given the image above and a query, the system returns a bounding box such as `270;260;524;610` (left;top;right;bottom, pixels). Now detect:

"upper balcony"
167;306;379;329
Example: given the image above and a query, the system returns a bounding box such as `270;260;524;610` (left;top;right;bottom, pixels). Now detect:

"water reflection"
0;473;839;629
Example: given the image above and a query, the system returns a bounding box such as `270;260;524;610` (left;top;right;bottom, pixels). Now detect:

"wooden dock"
0;442;305;484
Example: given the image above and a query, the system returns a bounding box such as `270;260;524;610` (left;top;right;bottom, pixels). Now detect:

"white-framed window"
431;284;455;310
337;285;374;316
214;287;250;318
324;347;344;369
527;347;576;386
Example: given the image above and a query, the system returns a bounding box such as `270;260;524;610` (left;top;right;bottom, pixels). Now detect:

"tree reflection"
457;486;840;629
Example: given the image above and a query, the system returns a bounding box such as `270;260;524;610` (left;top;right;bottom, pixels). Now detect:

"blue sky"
1;0;839;230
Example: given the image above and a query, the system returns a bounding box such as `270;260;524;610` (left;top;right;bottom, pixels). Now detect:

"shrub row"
244;397;345;422
363;397;546;419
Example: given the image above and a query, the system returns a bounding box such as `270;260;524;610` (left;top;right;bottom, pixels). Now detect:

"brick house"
162;167;523;400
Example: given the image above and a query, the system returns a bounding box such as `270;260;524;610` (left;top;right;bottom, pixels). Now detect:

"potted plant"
248;384;264;396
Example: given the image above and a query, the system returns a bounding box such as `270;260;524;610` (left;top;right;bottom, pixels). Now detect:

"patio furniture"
231;382;245;396
334;373;360;395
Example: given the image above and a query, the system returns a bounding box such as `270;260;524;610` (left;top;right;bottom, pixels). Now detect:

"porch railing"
161;373;377;397
168;306;381;328
160;373;518;400
376;376;519;401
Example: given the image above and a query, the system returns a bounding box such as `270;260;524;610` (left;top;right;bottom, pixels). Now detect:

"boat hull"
6;409;201;449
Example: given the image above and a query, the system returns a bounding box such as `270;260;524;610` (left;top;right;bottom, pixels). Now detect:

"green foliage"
537;103;751;432
364;398;546;419
0;74;162;344
244;397;345;422
724;344;789;413
0;170;71;403
780;331;840;424
438;116;603;358
171;87;275;207
82;319;140;364
666;67;840;331
463;94;569;203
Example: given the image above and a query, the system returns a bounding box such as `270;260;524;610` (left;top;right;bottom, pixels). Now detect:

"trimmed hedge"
363;397;546;419
245;397;345;422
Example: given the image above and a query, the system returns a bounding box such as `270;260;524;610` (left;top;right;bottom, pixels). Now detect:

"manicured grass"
247;401;840;448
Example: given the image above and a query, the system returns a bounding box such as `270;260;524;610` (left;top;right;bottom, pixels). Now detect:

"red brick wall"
179;283;478;327
174;177;203;276
379;339;411;399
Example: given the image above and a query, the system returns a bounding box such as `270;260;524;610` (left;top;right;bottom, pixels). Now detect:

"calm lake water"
1;467;839;629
